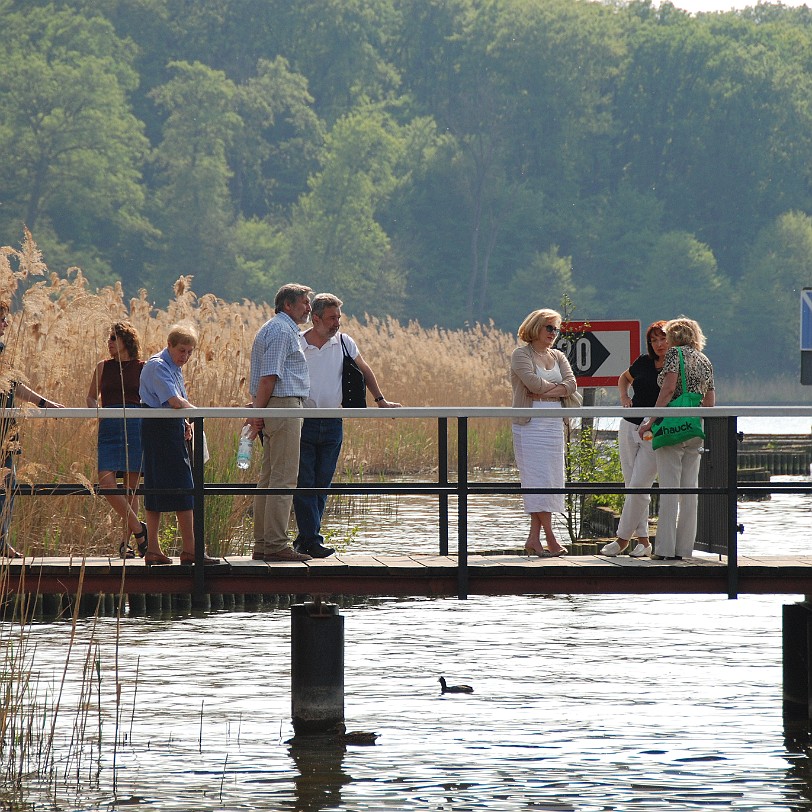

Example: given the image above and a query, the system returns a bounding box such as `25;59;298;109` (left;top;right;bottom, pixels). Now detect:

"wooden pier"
4;553;812;603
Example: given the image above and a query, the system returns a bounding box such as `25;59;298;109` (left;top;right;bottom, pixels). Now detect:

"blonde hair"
517;309;562;344
167;323;198;347
665;317;706;351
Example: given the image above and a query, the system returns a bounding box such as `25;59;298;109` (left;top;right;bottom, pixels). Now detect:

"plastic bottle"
237;426;253;469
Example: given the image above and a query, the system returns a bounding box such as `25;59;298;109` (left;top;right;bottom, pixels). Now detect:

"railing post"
726;415;739;599
456;416;468;600
438;417;449;556
191;415;207;606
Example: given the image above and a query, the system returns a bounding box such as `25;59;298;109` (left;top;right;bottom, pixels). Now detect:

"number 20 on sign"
555;320;640;388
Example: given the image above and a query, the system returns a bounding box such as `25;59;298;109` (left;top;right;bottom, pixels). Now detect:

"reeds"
0;233;517;557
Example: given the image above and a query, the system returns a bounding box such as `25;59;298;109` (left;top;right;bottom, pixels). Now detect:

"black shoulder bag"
341;335;366;408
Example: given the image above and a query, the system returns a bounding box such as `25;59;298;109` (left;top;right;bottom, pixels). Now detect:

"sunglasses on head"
543;324;559;334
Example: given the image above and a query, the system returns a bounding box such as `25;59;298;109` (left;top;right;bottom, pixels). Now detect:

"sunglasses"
109;334;118;341
543;324;560;335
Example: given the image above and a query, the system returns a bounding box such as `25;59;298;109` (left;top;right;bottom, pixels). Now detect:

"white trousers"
654;436;703;558
616;420;658;540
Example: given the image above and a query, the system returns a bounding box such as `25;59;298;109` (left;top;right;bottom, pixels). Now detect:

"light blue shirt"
139;348;187;407
249;312;309;398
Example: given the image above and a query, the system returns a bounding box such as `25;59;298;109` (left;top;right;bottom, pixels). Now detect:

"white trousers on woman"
616;419;658;540
654;436;703;558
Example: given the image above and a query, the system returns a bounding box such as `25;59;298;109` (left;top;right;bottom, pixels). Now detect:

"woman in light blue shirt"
139;323;218;566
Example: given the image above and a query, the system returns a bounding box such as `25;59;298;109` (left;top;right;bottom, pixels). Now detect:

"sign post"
556;320;641;388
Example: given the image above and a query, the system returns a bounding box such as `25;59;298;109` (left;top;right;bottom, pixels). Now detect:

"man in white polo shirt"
294;293;401;557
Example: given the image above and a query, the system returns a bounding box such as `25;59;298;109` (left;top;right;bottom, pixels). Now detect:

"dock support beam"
783;599;812;720
291;601;344;735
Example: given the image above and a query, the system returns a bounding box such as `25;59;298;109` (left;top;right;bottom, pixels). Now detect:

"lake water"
3;416;812;811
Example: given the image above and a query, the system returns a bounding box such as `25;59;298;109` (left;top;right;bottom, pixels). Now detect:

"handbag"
651;347;705;450
340;335;367;408
561;390;583;408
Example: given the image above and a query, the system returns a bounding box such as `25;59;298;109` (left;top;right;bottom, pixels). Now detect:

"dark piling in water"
291;600;344;735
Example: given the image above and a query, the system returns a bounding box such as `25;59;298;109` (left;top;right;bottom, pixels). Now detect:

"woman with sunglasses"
86;321;147;559
510;309;576;557
601;321;668;559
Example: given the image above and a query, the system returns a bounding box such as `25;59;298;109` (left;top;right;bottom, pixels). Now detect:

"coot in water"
439;676;474;694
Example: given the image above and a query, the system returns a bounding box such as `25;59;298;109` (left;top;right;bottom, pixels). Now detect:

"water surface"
4;415;812;811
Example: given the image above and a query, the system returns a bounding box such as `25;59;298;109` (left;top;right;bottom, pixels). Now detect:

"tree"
735;211;812;375
279;108;413;317
0;4;151;287
149;61;242;298
231;57;324;218
495;245;599;331
640;231;734;369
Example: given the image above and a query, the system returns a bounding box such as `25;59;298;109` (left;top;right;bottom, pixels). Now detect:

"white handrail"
9;405;812;419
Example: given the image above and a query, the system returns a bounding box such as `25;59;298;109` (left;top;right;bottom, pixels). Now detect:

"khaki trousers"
253;396;303;554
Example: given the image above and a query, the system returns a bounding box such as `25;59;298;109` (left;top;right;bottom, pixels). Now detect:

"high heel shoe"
133;521;149;558
541;546;567;557
144;550;172;566
524;542;545;557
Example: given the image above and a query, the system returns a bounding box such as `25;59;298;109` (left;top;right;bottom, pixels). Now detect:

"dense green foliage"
1;0;811;375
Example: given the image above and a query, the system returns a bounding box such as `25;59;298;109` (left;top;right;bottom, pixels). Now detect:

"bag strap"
340;334;349;358
677;346;689;395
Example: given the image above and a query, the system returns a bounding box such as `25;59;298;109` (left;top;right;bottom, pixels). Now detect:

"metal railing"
11;406;812;601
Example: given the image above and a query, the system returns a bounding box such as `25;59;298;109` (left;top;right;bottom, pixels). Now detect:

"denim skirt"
98;417;143;473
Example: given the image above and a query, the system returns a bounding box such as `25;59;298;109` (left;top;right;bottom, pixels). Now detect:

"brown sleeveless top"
99;359;144;407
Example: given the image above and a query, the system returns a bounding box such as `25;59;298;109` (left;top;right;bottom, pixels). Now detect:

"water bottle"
236;426;253;469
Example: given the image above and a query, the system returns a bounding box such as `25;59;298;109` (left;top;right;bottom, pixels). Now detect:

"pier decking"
4;553;812;599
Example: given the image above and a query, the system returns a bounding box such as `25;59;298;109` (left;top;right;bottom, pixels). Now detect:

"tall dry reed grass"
0;231;518;556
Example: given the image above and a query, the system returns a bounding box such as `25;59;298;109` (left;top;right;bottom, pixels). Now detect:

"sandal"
133;521;149;558
118;541;136;559
180;552;220;566
144;550;172;566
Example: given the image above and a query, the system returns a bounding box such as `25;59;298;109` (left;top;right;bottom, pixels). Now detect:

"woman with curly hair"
87;321;148;559
638;317;715;560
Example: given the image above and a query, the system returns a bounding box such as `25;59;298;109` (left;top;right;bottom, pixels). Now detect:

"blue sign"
802;289;812;351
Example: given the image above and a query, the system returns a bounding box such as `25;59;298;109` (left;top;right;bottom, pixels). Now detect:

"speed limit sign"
555;320;641;387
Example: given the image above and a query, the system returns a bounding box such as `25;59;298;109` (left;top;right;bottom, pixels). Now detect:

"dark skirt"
141;416;194;513
98;416;143;473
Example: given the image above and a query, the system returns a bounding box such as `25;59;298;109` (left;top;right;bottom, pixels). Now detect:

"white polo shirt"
299;331;360;409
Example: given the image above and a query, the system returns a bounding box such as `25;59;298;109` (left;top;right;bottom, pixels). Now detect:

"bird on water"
439;676;474;694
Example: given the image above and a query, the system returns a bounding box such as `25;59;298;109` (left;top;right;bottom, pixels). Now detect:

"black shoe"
294;541;335;559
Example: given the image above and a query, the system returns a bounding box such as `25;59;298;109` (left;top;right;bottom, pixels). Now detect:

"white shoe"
629;543;652;558
600;540;626;556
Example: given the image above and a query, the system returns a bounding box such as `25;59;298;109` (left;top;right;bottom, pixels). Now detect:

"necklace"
530;345;553;367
